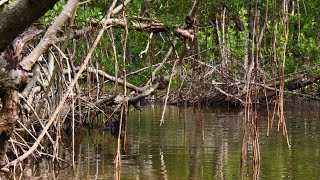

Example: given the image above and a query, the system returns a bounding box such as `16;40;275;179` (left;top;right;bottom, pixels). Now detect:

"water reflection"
10;104;320;179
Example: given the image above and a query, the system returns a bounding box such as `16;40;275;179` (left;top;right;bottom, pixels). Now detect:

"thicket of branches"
0;0;319;178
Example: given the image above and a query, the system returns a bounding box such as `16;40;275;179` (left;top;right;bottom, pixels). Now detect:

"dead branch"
91;18;194;40
74;82;160;119
211;80;245;104
257;74;320;100
67;66;147;93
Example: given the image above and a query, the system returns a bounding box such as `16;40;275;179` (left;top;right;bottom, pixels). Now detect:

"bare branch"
20;0;79;71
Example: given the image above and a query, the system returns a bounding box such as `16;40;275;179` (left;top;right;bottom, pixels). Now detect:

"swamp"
1;0;320;179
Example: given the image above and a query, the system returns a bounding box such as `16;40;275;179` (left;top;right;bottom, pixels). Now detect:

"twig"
139;32;153;58
160;58;178;126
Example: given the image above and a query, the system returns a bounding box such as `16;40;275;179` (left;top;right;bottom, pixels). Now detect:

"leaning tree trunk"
0;0;59;168
0;0;59;51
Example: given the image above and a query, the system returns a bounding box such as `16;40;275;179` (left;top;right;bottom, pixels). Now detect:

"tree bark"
0;0;59;52
0;90;18;168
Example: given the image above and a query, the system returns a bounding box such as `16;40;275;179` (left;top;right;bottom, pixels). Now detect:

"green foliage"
75;7;104;28
39;0;320;93
40;0;66;26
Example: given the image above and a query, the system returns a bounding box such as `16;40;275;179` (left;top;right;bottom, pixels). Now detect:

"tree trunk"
0;0;59;52
0;90;18;168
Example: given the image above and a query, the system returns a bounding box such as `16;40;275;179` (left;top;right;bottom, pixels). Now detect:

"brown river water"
11;103;320;179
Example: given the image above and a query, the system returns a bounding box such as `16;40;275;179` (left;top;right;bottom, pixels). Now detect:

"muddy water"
16;104;320;179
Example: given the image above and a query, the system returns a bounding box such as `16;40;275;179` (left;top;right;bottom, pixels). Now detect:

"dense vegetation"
0;0;320;178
